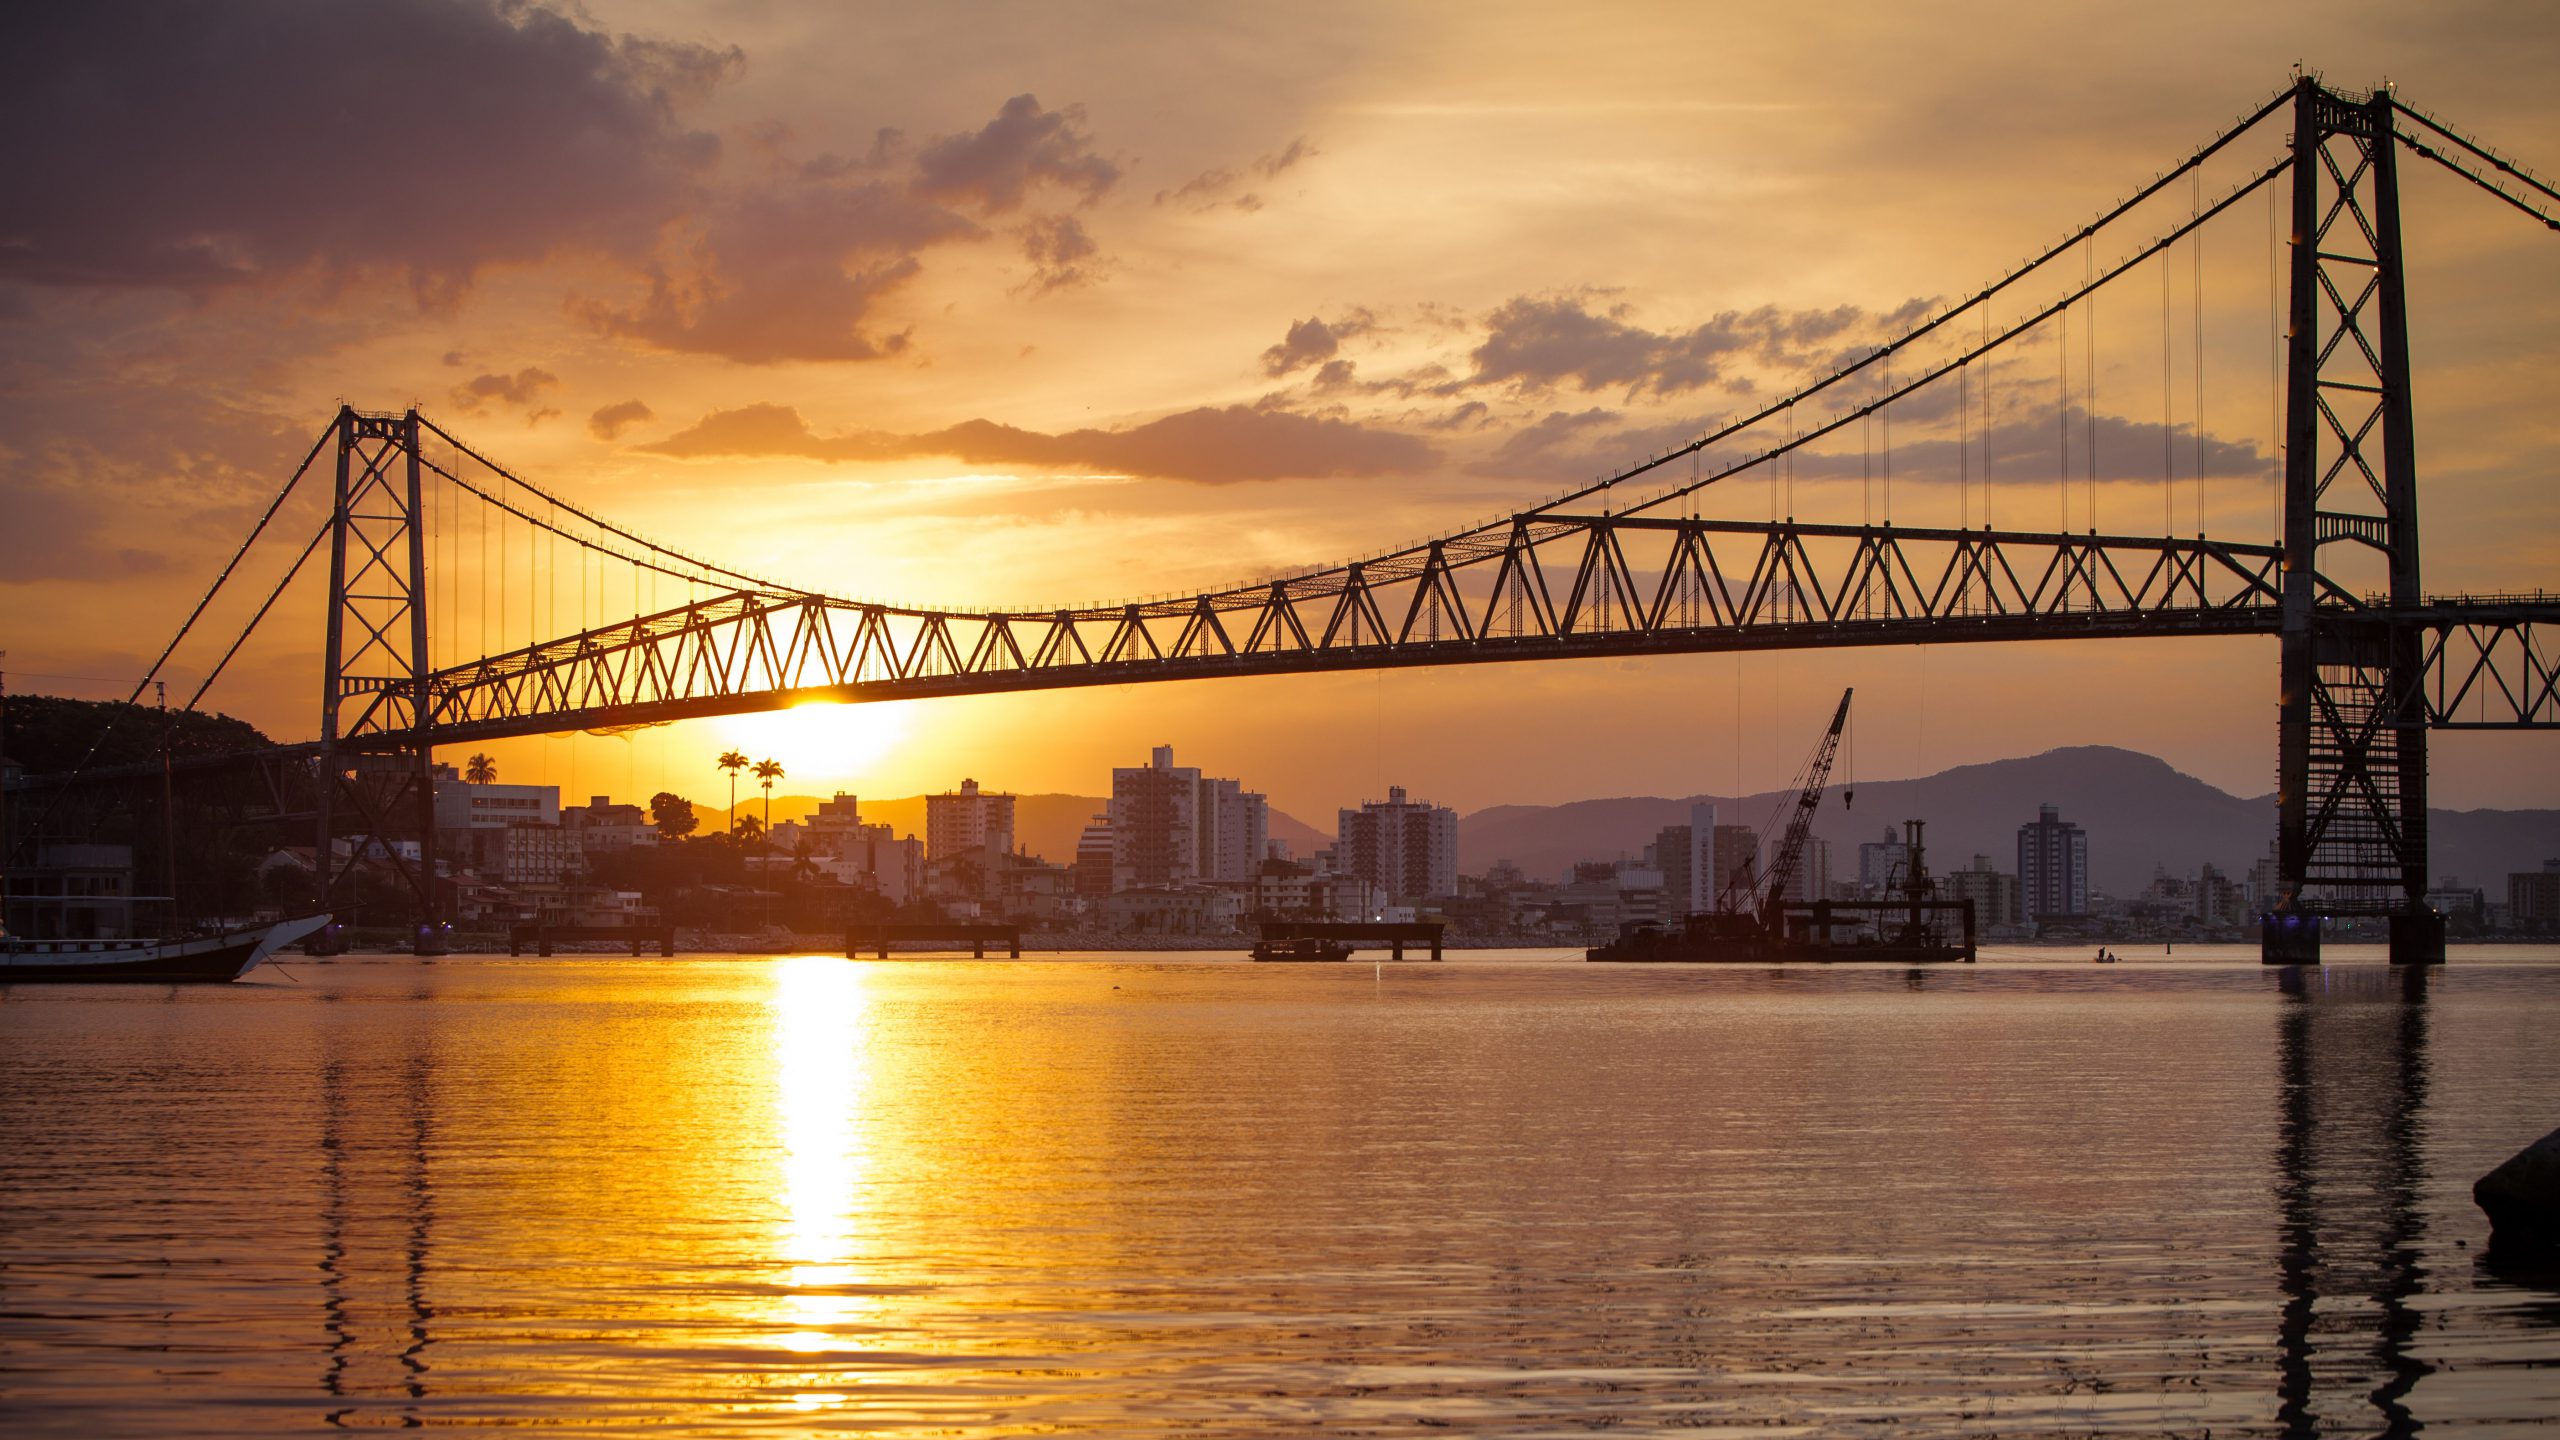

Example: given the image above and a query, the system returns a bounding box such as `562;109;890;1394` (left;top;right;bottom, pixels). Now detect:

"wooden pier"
846;922;1023;958
507;923;678;957
1256;920;1445;961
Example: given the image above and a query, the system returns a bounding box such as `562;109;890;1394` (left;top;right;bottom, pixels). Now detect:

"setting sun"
715;703;912;795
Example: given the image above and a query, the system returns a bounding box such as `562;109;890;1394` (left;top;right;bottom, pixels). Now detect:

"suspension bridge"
17;77;2560;963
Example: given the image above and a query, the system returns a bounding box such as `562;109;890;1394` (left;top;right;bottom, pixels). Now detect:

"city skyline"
7;4;2559;827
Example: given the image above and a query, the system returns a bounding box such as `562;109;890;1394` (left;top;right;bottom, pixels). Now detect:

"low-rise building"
2508;860;2560;932
1940;854;2022;928
434;772;560;832
466;823;581;887
1099;884;1245;935
8;843;136;939
563;795;655;854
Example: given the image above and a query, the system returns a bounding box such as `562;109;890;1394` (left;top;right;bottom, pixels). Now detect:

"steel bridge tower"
313;408;444;955
2273;80;2440;964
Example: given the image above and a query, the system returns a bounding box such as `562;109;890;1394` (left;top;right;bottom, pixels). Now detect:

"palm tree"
716;750;748;841
752;757;784;929
465;753;497;784
753;758;784;840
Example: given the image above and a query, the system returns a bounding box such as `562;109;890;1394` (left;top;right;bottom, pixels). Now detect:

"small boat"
1249;936;1355;963
0;914;331;983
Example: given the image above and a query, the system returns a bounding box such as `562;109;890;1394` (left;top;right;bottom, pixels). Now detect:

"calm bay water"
3;948;2557;1436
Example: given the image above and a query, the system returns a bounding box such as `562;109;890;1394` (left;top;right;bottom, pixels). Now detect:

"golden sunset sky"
7;1;2559;827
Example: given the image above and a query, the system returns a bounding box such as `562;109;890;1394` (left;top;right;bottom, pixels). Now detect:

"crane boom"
1757;687;1852;931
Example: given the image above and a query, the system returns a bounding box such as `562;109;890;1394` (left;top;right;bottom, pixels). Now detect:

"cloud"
1261;311;1375;377
1786;407;2266;487
1019;214;1101;293
1156;136;1318;213
912;94;1119;214
639;401;1439;484
1428;400;1493;431
0;480;169;584
1469;399;2265;488
1475;407;1622;473
583;178;973;363
589;400;655;441
449;367;559;417
0;2;733;301
583;93;1125;362
1466;295;1929;398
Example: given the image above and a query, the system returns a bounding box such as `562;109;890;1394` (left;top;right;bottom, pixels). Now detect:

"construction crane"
1737;687;1852;932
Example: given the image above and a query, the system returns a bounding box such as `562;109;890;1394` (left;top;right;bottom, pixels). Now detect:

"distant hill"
3;695;273;773
710;791;1331;864
1458;745;2560;895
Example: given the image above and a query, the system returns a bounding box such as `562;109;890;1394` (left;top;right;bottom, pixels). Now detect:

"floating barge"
1587;898;1975;964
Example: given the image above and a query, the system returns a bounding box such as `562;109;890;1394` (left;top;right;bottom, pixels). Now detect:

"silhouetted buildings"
563;795;654;853
431;767;558;830
1106;745;1268;890
2509;859;2560;931
1653;823;1695;914
926;778;1015;861
1336;785;1458;903
6;843;135;939
1073;815;1114;898
1941;853;2021;928
2018;802;2090;922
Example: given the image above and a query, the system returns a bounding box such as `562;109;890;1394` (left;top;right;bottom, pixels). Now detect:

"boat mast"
159;680;177;932
1;654;9;939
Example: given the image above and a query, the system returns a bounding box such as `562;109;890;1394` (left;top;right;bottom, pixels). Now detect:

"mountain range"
1455;745;2560;896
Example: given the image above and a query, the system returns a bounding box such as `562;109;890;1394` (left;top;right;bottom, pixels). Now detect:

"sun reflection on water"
768;956;876;1383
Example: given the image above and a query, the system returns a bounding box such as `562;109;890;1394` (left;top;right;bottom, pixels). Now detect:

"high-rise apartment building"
1073;815;1115;898
1711;824;1761;906
2017;803;2091;921
926;778;1016;861
1856;825;1909;896
1656;823;1695;915
1111;746;1202;889
1107;746;1267;890
1199;775;1270;884
1784;836;1831;905
1336;785;1460;902
1670;804;1765;913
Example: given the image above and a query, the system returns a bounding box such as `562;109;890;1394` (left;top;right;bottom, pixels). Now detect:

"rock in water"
2475;1127;2560;1257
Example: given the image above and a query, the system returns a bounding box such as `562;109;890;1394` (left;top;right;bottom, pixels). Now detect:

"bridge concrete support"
314;409;444;956
2270;82;2441;964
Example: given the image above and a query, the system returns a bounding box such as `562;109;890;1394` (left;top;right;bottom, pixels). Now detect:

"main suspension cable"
185;516;332;712
2390;100;2560;230
1520;86;2295;517
123;426;330;707
1613;156;2290;525
421;416;811;598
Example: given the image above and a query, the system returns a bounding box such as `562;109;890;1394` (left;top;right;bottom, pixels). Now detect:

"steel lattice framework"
334;520;2289;745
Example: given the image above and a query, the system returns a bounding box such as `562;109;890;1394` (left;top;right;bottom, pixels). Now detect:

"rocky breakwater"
2476;1126;2560;1262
